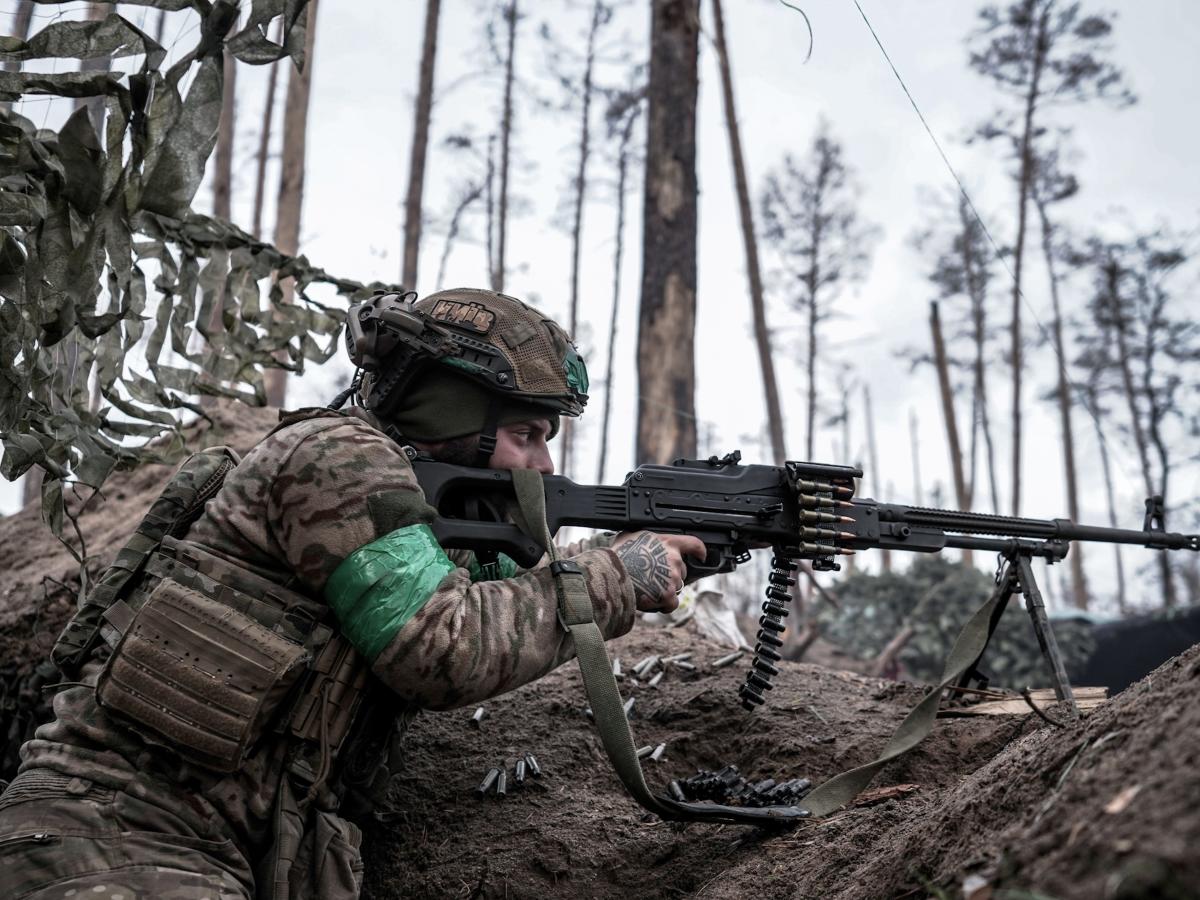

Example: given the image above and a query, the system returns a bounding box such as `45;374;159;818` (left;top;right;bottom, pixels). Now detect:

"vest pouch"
95;576;310;773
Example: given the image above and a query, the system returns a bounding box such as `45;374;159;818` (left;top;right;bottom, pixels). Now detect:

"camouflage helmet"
345;287;588;427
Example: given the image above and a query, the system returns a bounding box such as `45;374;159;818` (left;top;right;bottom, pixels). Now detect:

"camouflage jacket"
20;407;635;852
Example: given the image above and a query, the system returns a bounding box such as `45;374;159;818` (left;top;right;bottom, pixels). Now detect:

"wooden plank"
939;686;1108;717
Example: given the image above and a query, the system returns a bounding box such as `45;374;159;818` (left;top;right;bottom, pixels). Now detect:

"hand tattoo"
615;533;673;608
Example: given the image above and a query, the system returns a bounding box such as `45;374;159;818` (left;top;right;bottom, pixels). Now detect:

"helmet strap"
475;398;502;467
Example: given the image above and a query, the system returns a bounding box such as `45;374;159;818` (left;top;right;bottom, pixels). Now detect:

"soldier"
0;288;705;899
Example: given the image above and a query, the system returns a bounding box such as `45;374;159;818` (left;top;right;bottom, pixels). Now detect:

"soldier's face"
489;418;555;475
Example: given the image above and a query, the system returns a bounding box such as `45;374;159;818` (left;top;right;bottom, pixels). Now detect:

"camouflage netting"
0;0;397;569
817;556;1096;689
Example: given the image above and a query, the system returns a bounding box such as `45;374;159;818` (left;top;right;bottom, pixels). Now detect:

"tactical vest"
50;412;391;804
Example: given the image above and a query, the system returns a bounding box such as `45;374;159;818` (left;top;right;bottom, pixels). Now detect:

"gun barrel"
874;503;1199;552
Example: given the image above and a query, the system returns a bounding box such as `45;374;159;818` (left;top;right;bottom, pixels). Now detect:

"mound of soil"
1;404;1197;899
364;626;1200;900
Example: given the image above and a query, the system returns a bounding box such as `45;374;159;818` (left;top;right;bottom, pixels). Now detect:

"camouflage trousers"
0;768;254;900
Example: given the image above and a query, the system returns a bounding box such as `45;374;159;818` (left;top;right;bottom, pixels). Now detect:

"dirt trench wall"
0;404;280;780
363;627;1200;900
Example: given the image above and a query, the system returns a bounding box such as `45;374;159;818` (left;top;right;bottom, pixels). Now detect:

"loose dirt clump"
1;404;1197;899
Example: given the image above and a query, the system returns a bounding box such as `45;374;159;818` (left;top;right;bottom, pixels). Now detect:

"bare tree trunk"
0;1;35;114
805;273;819;460
492;1;518;293
213;51;237;224
597;108;638;484
1105;259;1171;606
636;0;700;464
1008;6;1050;517
434;182;484;290
710;0;785;464
958;198;997;510
1034;194;1088;609
401;0;442;290
252;19;285;240
558;0;603;478
1087;386;1127;613
1106;265;1154;497
909;408;923;505
200;36;238;409
485;134;496;283
265;0;319;409
930;301;972;565
1141;303;1177;609
863;385;890;572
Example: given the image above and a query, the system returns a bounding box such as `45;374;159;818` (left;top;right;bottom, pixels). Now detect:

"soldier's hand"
611;531;707;613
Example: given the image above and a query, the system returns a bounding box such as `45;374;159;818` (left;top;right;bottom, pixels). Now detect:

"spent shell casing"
622;696;636;717
712;650;744;669
470;706;486;727
647;670;664;688
525;753;542;777
636;745;654;760
668;780;687;803
515;758;527;784
662;652;693;664
495;768;507;797
612;658;623;679
650;743;666;762
632;655;660;678
584;707;593;720
477;767;501;796
673;660;697;672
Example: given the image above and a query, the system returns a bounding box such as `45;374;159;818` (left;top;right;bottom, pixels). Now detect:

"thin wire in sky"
848;0;1141;499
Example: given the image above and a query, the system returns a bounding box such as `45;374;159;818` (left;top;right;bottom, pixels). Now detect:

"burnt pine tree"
969;0;1133;515
401;0;442;290
266;0;320;408
912;189;1002;515
202;24;239;408
1076;231;1198;608
1031;140;1092;608
425;131;492;289
596;89;643;483
928;300;974;568
710;0;785;465
545;0;614;478
493;1;519;292
251;19;285;240
1075;340;1127;612
760;122;876;461
637;0;700;464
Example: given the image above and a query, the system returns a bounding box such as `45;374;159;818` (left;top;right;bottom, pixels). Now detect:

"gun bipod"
956;545;1081;718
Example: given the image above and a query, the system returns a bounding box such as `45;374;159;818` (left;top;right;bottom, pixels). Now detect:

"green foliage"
819;556;1096;689
0;2;399;555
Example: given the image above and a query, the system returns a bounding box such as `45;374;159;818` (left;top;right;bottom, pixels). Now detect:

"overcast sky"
3;0;1198;611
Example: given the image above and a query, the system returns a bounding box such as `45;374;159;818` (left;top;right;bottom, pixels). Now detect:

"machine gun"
413;450;1198;716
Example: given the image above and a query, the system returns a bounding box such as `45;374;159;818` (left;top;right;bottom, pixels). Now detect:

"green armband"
325;524;456;661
